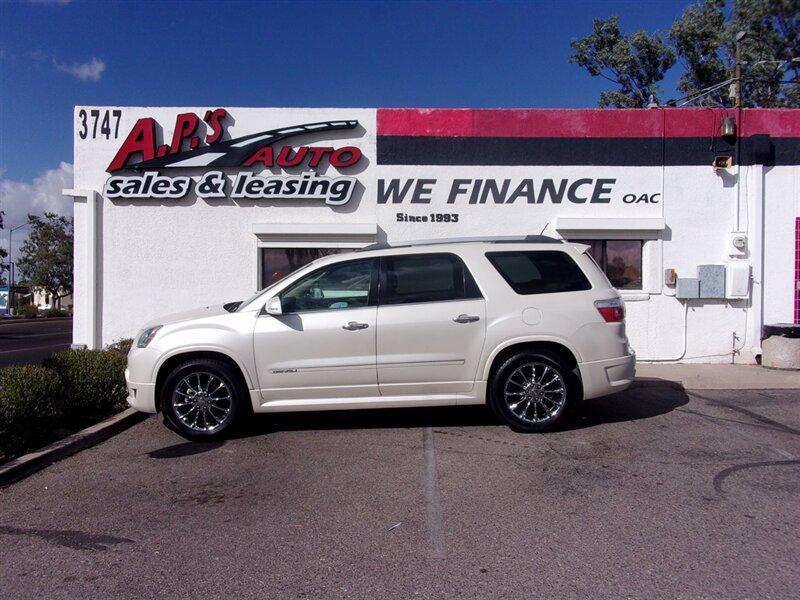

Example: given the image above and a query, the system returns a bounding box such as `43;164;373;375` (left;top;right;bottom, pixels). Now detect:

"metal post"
8;226;13;314
734;42;742;108
8;222;29;314
733;29;747;108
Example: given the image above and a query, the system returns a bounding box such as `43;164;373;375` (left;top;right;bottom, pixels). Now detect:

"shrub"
20;304;39;319
106;338;133;355
45;349;128;416
43;307;69;318
0;366;64;457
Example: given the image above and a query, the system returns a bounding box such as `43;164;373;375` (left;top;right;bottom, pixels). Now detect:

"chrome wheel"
172;372;233;433
503;361;566;424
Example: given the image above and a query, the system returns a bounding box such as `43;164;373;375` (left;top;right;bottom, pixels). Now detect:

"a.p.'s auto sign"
104;109;364;205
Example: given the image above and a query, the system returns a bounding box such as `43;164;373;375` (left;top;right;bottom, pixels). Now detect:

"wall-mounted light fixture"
713;155;733;170
721;116;737;139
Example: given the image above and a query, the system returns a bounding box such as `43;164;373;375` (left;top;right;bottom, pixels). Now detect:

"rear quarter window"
486;250;592;295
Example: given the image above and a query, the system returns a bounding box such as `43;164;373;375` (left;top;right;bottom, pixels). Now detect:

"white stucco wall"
69;106;800;363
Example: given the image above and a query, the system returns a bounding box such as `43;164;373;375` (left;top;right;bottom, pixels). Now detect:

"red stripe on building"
377;108;800;139
795;217;800;325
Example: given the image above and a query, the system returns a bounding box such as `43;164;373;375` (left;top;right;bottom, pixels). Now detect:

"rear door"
376;252;486;398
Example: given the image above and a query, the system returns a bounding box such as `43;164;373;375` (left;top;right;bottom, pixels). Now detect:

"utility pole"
7;222;29;314
734;30;747;108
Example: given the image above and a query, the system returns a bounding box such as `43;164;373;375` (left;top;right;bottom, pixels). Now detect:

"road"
0;383;798;599
0;318;72;367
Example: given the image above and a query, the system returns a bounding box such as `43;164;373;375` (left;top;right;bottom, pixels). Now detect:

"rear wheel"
489;352;574;432
161;359;248;440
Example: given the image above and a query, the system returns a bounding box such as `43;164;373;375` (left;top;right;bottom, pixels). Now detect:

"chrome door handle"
453;314;480;324
342;321;369;331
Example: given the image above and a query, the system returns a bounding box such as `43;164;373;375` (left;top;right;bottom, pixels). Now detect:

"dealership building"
66;106;800;363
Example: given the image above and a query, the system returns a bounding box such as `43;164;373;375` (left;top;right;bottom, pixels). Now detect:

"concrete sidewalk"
636;362;800;389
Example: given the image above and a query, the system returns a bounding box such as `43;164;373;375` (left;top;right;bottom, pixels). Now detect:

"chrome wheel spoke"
503;362;566;424
172;371;233;432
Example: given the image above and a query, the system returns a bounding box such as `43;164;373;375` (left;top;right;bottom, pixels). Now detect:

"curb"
0;408;149;487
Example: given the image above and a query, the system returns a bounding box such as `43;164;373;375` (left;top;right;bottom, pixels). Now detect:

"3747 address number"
77;109;122;140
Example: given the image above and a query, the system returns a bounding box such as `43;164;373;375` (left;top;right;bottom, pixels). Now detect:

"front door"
254;257;378;404
376;253;486;398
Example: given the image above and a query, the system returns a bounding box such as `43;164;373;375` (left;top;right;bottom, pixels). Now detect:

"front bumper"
578;353;636;400
125;367;158;413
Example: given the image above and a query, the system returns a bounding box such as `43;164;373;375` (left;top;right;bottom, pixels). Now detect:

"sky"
0;0;691;252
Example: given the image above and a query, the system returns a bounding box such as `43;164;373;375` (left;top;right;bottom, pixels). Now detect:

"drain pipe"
749;163;765;360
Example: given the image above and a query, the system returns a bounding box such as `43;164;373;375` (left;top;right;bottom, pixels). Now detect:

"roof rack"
357;235;562;252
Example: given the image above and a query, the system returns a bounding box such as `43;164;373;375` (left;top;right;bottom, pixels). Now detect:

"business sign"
0;285;8;315
103;109;364;205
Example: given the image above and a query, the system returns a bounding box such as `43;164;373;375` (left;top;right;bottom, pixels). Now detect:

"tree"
573;1;800;108
16;212;73;309
671;0;800;107
570;16;677;108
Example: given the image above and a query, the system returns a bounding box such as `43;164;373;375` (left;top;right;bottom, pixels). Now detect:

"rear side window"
486;251;591;295
381;253;482;305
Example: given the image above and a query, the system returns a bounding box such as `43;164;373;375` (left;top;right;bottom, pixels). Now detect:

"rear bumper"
125;367;158;413
578;353;636;400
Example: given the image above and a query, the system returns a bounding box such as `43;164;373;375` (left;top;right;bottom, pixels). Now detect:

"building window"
573;240;643;290
260;248;353;289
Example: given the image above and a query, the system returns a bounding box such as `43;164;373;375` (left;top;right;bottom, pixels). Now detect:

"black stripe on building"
376;136;800;167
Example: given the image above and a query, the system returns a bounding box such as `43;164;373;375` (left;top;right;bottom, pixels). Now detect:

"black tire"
161;358;250;441
489;351;575;432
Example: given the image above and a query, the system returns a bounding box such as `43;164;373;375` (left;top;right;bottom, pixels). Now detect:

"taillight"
594;298;625;323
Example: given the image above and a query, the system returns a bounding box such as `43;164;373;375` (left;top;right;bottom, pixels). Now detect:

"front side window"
381;253;481;305
486;250;591;295
280;258;374;313
573;240;643;290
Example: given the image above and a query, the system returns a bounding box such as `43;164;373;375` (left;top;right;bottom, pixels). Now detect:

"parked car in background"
126;237;635;439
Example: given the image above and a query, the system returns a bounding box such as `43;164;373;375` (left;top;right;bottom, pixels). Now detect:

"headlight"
136;325;163;348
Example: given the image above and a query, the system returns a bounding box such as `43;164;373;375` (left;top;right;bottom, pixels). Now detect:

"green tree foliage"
570;16;677;108
573;1;800;107
16;212;74;308
671;0;800;107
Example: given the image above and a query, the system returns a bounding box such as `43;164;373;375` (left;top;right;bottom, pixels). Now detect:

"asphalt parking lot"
1;380;798;599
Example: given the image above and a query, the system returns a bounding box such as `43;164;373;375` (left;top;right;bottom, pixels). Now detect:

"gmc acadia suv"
126;236;635;439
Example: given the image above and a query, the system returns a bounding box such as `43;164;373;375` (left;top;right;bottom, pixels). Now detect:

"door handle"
453;314;480;324
342;321;369;331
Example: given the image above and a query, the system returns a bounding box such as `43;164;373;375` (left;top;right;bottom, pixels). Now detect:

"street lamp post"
7;222;29;314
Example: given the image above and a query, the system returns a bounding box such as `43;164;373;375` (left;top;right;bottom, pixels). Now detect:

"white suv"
126;237;635;439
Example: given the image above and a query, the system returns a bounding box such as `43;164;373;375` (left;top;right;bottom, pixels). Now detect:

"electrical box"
698;264;726;299
676;278;699;299
664;268;677;286
728;232;747;257
725;260;751;298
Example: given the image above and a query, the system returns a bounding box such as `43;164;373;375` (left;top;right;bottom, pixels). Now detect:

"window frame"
485;250;593;296
377;252;483;307
278;257;379;314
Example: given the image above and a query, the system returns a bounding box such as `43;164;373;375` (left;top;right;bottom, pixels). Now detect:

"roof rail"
357;235;562;252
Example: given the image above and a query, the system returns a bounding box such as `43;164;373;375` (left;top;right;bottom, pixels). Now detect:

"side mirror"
265;296;283;316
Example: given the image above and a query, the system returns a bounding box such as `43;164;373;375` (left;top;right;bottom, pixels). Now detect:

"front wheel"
161;359;248;440
489;352;575;432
